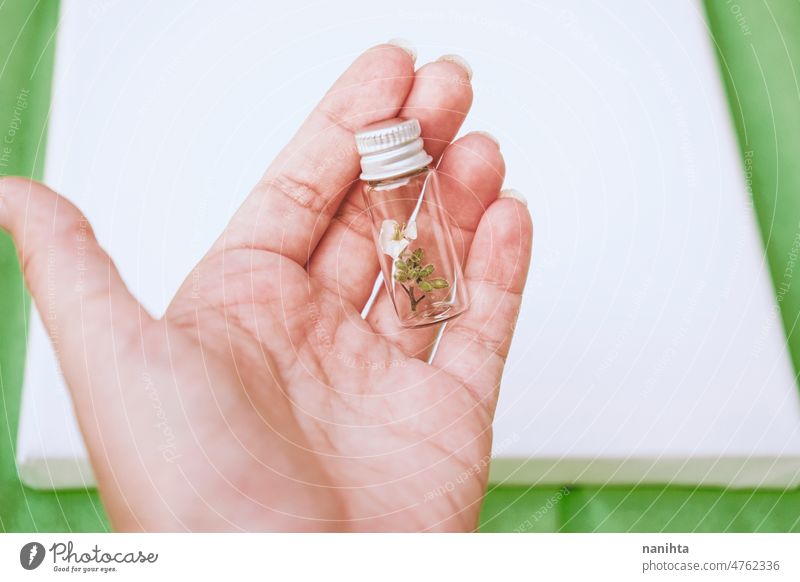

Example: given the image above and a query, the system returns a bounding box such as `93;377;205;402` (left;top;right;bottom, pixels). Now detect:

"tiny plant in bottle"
356;118;468;328
378;219;449;312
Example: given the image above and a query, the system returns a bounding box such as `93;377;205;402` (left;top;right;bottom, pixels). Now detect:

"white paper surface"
17;0;800;489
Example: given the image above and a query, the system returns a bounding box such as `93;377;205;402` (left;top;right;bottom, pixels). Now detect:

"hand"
0;44;532;531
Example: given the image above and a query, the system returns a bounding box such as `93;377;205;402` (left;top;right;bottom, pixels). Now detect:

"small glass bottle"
355;118;468;327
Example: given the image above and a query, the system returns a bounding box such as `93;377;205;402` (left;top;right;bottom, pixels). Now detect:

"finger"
432;193;532;411
0;177;154;477
307;57;474;312
368;132;506;358
0;177;151;359
214;43;415;265
407;55;474;161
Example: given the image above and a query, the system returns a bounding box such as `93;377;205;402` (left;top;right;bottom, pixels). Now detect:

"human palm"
0;44;532;531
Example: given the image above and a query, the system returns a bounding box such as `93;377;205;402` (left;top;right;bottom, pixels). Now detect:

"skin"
0;44;532;531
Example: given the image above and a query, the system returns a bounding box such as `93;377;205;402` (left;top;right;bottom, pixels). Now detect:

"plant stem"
400;283;426;312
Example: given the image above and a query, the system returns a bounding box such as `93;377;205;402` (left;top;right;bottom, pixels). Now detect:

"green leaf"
419;281;433;293
394;260;408;279
419;264;434;278
431;278;449;289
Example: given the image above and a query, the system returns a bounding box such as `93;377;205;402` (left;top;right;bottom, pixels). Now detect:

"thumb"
0;176;152;436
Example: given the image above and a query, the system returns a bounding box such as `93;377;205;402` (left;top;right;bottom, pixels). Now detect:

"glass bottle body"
363;167;468;327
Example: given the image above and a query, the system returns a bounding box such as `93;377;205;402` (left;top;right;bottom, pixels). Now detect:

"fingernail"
499;188;527;206
437;54;473;80
469;130;500;149
387;38;417;63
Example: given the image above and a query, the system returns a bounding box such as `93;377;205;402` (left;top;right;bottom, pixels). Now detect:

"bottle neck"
366;165;431;188
359;137;433;182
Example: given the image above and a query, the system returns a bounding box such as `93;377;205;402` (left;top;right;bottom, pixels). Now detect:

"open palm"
0;44;532;531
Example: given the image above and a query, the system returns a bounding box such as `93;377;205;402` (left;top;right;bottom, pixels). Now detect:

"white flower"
379;219;417;260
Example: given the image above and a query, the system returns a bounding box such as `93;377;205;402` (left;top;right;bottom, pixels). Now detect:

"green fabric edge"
704;0;800;378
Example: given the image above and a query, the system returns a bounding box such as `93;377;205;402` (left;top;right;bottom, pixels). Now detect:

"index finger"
213;43;416;265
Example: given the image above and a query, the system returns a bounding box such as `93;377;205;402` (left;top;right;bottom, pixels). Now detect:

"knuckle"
334;198;373;244
318;104;356;134
265;172;330;215
452;322;509;360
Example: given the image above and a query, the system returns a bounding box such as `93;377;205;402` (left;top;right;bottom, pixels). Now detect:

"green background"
2;0;800;532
